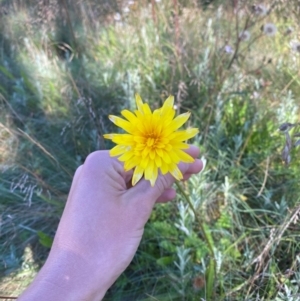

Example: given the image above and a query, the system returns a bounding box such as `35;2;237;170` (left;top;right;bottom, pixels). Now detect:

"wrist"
18;250;113;301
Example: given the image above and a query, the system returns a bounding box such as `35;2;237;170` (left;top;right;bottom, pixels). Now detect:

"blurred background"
1;0;300;300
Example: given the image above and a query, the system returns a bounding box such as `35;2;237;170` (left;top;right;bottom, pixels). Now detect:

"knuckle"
74;164;83;175
156;174;172;194
84;150;111;170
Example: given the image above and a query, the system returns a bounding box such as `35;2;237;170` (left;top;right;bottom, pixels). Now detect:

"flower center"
147;137;155;147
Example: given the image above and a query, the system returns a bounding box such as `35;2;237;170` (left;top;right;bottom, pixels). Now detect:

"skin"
18;145;203;301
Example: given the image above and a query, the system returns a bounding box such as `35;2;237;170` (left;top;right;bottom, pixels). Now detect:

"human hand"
18;145;203;301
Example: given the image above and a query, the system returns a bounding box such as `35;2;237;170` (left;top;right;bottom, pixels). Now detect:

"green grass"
1;0;300;300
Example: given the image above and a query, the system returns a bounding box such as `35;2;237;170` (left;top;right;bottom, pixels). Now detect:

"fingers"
73;165;83;181
181;158;203;177
124;169;134;186
156;157;203;202
156;188;176;203
184;144;200;158
70;145;202;207
182;173;192;181
67;165;83;201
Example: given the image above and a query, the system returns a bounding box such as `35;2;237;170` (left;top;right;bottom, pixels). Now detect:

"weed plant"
1;0;300;300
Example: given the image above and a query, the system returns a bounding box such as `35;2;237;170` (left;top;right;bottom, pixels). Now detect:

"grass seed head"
291;41;300;53
252;4;268;16
262;23;277;36
239;30;251;41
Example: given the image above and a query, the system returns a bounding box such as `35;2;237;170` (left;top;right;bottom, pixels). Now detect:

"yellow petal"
145;160;154;180
110;145;129;156
135;94;144;113
149;149;156;160
140;156;149;169
104;134;134;145
156;148;163;157
161;150;171;164
168;150;181;164
165;144;172;151
135;143;146;150
134;136;146;143
103;133;113;139
162;108;176;126
144;161;158;186
118;151;134;162
171;142;189;149
161;96;174;116
152;110;161;126
121;110;138;124
156;142;166;148
160;161;169;175
124;156;140;171
169;128;199;141
134;110;143;119
142;147;150;158
154;155;162;167
169;163;183;180
168;112;191;131
150;166;158;187
109;115;134;134
142;114;152;133
159;138;170;144
142;103;152;115
174;149;195;163
132;165;144;186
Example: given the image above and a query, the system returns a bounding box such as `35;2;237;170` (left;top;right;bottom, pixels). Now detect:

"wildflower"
224;45;233;54
239;30;251;41
252;4;267;16
193;275;206;291
291;41;300;53
104;94;198;186
284;27;293;36
279;122;295;133
262;23;277;36
252;91;259;99
123;6;130;13
114;13;121;21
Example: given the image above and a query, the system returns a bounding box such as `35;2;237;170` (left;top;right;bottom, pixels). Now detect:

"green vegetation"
1;0;300;300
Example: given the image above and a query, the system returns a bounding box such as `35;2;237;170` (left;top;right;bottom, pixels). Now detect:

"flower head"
252;4;267;16
104;94;198;186
123;6;130;13
224;45;233;54
114;13;121;21
239;30;251;41
262;23;277;36
284;27;293;36
291;41;300;53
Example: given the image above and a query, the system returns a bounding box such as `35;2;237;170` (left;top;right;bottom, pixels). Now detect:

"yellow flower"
103;94;199;186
